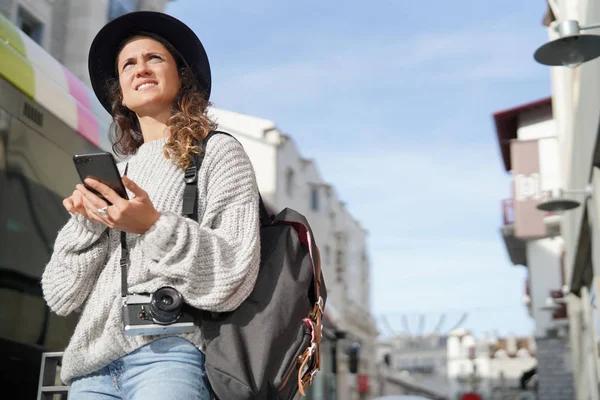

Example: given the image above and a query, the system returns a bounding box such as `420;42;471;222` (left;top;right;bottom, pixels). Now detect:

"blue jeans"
68;336;213;399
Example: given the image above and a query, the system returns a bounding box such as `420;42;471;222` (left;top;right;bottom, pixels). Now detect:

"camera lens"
160;296;173;307
149;287;183;324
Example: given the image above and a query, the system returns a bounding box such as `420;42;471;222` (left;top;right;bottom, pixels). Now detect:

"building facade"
375;333;450;399
529;1;600;399
492;96;576;400
0;0;171;85
447;329;538;400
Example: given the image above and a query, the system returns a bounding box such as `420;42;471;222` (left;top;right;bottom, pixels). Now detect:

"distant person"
41;11;260;400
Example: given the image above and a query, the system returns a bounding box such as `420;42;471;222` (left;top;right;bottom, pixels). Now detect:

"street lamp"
536;185;593;212
534;20;600;67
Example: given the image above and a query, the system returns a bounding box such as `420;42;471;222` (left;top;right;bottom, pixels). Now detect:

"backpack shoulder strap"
182;130;272;226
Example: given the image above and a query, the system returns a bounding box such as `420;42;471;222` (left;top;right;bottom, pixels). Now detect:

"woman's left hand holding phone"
65;177;160;234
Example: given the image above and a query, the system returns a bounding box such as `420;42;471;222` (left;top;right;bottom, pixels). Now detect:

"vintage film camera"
123;286;196;336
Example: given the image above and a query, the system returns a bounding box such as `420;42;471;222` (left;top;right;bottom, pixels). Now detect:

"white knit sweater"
41;134;261;384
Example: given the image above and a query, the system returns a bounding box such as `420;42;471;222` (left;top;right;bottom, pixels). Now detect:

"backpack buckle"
184;166;198;183
307;342;316;356
316;296;324;314
309;296;324;321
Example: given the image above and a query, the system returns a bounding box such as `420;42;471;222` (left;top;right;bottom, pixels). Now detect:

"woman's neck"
137;112;171;142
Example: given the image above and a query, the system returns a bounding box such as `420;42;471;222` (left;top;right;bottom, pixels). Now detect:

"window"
322;190;329;214
16;6;44;45
324;245;330;265
311;187;319;211
335;249;344;282
285;168;294;197
108;0;141;20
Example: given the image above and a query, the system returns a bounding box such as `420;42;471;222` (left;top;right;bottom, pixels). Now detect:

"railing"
502;197;555;226
37;352;69;400
502;199;514;225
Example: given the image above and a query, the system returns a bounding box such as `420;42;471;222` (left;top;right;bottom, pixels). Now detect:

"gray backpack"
184;131;327;399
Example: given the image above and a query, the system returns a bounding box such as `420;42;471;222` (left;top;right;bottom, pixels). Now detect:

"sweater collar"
136;137;168;157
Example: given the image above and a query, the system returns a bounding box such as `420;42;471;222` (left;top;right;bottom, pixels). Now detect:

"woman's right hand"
63;189;91;219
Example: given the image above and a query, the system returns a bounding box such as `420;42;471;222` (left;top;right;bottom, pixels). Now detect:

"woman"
41;11;260;399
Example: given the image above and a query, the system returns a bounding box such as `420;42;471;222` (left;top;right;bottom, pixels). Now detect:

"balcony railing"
502;199;514;225
502;198;555;226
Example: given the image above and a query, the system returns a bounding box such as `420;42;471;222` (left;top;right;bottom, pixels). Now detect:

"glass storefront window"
0;107;82;344
108;0;141;21
0;105;81;396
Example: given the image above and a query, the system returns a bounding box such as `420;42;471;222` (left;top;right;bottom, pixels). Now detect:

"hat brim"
88;11;211;114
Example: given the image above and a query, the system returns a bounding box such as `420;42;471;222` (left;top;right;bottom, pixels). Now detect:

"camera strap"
120;163;130;299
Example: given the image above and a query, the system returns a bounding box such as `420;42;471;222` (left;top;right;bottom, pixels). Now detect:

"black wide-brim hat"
88;11;211;114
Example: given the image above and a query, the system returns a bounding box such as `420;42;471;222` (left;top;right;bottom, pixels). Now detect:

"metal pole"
580;23;600;31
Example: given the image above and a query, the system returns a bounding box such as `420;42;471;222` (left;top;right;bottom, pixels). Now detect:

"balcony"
503;198;515;225
500;198;561;267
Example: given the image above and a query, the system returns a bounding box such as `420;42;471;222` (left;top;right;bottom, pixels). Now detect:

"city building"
535;1;600;399
0;0;172;85
447;329;537;400
375;332;450;399
493;96;576;400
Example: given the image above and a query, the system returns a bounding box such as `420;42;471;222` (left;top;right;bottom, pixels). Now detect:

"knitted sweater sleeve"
139;137;261;312
41;215;109;316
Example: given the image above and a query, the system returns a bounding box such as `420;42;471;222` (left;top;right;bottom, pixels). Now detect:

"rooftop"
492;97;552;172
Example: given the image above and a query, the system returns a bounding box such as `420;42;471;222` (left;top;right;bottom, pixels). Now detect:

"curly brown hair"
107;33;216;170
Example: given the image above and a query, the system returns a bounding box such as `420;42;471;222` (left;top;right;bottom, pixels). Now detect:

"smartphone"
73;152;128;204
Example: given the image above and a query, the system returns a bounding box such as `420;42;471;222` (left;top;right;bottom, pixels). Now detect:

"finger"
80;193;115;225
84;178;127;208
78;187;104;214
122;177;146;198
72;192;89;217
76;184;108;209
80;194;109;224
63;198;76;214
72;190;84;207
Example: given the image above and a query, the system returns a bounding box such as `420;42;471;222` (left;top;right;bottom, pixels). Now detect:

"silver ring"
98;206;108;218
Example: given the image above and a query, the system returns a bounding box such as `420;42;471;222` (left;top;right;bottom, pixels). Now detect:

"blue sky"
166;1;552;337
